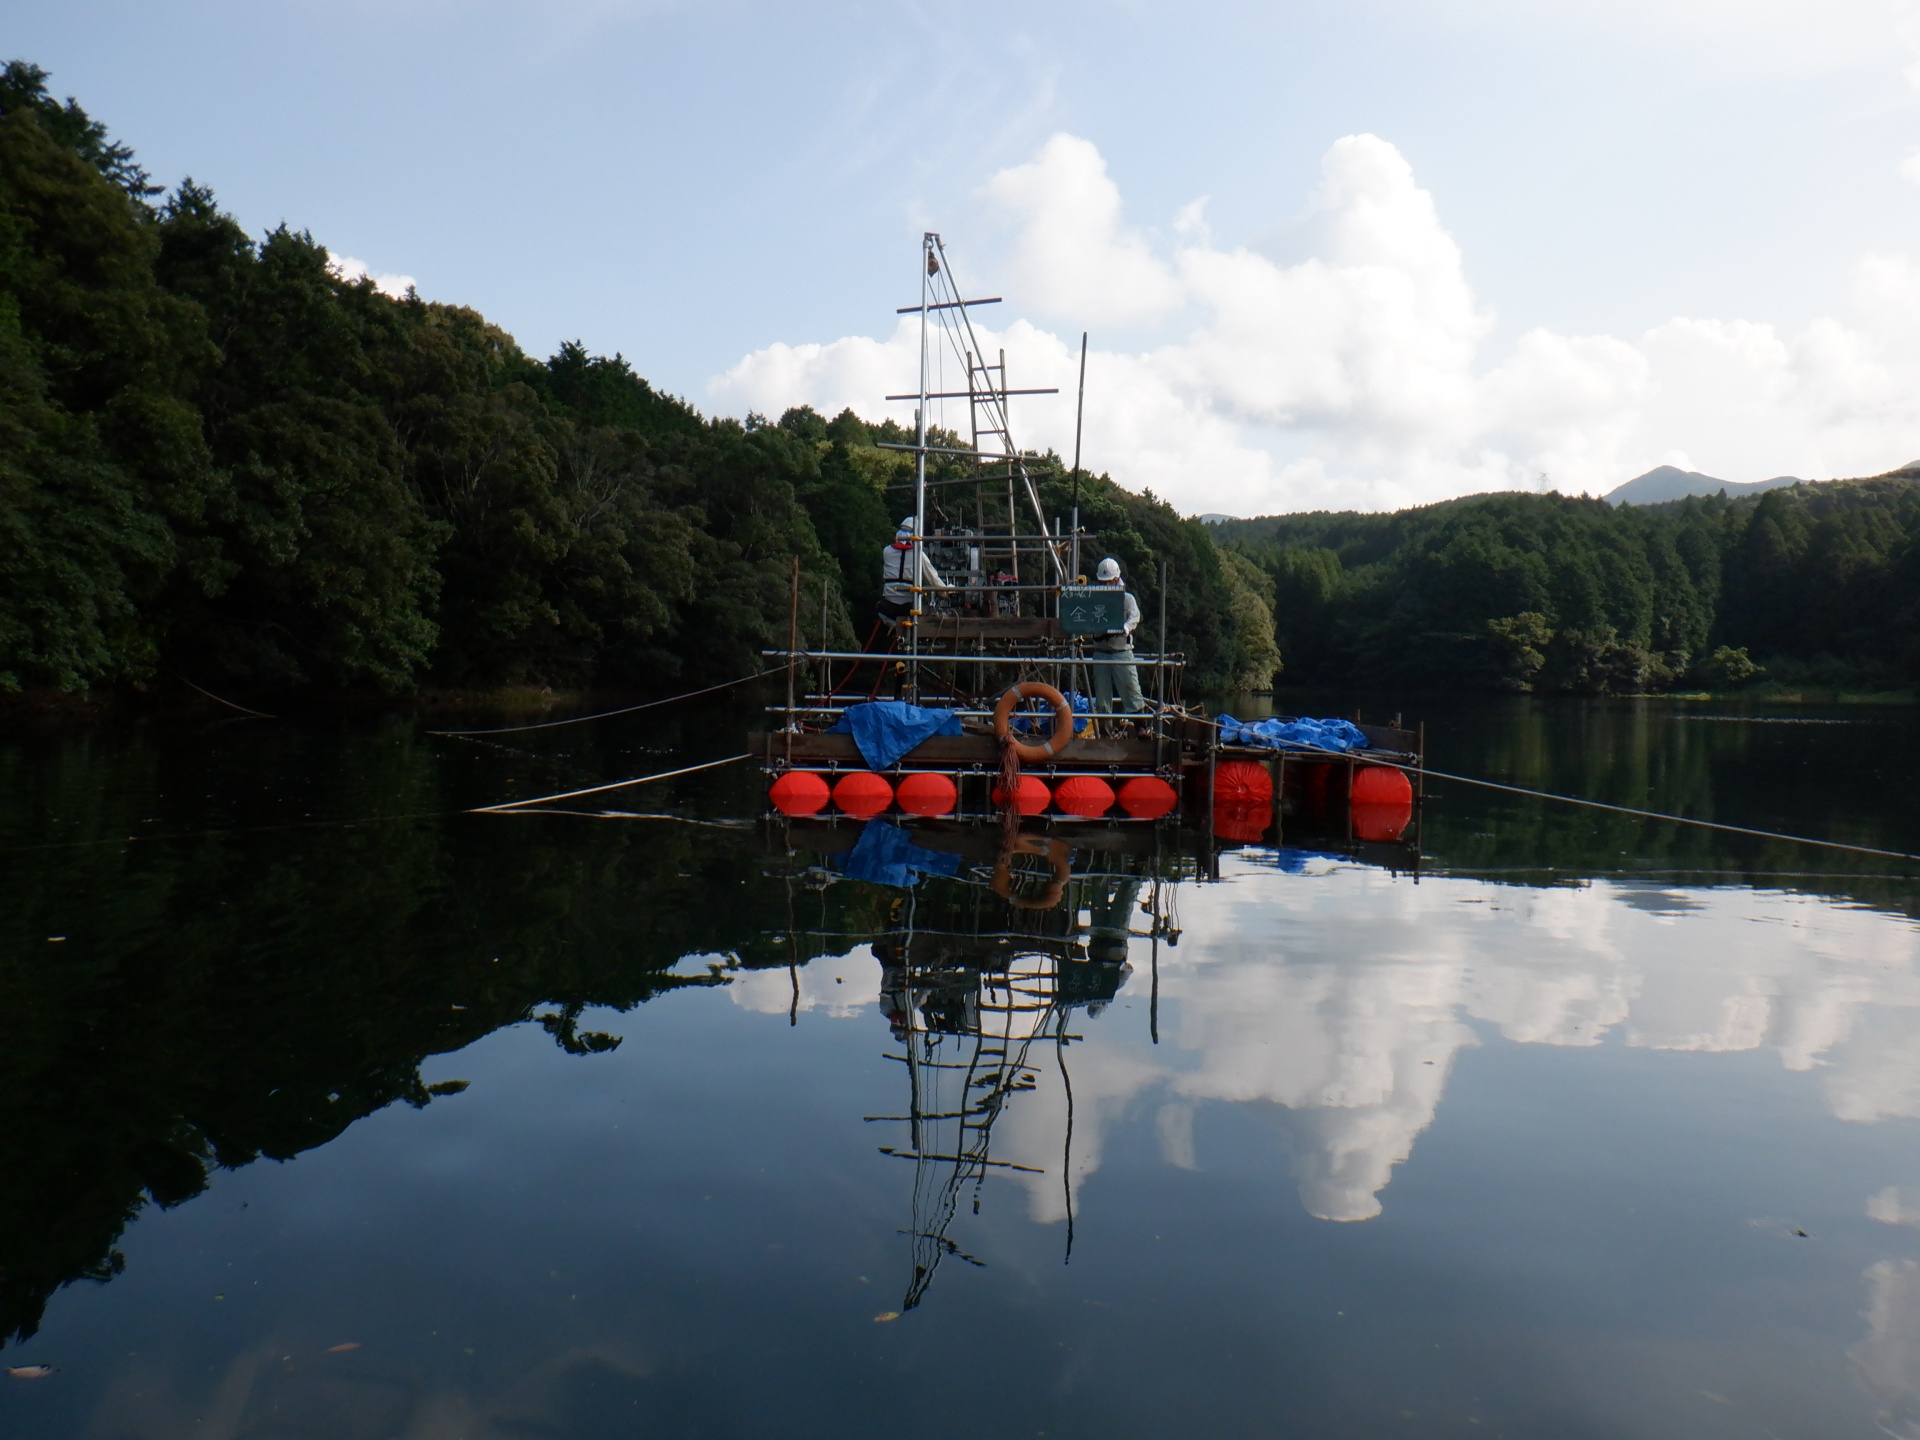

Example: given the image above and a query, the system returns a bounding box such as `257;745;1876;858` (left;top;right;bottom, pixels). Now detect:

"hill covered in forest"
10;56;1920;705
0;60;1278;701
1213;473;1920;694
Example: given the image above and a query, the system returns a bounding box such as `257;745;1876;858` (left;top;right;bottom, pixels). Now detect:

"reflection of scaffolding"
880;949;1064;1311
762;823;1199;1311
859;857;1174;1312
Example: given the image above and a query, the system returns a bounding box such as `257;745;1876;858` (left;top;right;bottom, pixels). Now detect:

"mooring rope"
1415;761;1920;864
470;753;752;814
428;670;774;738
177;676;276;719
484;808;754;829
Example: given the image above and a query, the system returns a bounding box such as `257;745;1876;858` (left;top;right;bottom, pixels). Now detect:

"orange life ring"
992;836;1072;910
992;682;1076;763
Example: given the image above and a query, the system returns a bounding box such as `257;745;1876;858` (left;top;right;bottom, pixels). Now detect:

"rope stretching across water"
177;675;276;719
470;753;752;813
1415;762;1920;864
428;669;774;737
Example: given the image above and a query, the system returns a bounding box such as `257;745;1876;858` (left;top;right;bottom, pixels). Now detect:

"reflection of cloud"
992;1044;1164;1225
1871;1186;1920;1229
727;948;879;1018
1163;927;1477;1222
86;1334;667;1439
915;867;1920;1228
1155;1103;1196;1171
1855;1258;1920;1438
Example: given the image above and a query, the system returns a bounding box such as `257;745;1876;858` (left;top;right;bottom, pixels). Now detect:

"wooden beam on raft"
749;731;1162;768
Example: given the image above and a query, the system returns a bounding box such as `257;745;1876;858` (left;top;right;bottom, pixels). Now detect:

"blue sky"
18;0;1920;512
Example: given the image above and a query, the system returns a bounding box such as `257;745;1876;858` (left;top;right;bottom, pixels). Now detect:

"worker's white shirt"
881;542;948;605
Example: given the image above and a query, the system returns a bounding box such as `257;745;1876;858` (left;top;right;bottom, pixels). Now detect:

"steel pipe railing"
761;649;1183;666
763;704;1171;721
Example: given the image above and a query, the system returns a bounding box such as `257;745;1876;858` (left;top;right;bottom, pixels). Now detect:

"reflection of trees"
0;721;836;1349
1418;695;1920;920
8;695;1919;1353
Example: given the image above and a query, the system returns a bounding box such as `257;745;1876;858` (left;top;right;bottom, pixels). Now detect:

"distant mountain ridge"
1605;466;1804;506
1202;465;1920;541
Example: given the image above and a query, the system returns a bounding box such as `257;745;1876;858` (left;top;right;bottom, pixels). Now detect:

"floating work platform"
751;230;1424;852
750;710;1424;849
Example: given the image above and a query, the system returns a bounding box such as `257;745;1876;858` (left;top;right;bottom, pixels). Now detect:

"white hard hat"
1096;557;1121;581
897;518;916;535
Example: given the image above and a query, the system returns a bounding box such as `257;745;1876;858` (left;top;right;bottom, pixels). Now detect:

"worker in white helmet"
1090;556;1145;716
877;517;948;629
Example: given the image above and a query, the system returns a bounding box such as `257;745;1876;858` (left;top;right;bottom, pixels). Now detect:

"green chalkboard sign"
1059;585;1127;636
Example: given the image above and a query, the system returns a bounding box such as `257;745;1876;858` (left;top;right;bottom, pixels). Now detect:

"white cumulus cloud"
980;132;1186;326
713;131;1920;516
328;254;419;300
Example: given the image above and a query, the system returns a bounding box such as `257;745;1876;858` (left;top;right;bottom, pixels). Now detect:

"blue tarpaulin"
1010;689;1093;737
829;701;964;770
835;820;964;888
1217;715;1370;753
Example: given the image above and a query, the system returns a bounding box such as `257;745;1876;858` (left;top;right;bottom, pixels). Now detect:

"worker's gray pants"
1091;645;1146;715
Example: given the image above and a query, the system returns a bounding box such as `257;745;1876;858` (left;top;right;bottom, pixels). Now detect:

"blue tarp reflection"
1258;847;1348;874
835;820;964;888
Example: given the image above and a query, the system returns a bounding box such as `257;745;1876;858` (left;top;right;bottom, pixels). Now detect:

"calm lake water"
5;693;1920;1438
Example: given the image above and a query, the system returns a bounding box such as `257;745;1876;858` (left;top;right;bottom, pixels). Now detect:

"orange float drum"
1117;776;1178;819
1349;765;1413;842
1212;758;1274;843
1351;802;1413;842
1052;775;1115;818
1213;758;1274;806
895;772;958;817
769;770;830;816
1350;765;1413;807
990;775;1052;815
831;771;894;818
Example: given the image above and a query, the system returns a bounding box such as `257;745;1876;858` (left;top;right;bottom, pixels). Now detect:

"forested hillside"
1215;477;1920;693
16;57;1920;706
0;61;1272;699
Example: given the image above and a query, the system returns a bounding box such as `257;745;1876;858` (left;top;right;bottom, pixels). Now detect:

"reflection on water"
4;695;1920;1436
1032;867;1920;1221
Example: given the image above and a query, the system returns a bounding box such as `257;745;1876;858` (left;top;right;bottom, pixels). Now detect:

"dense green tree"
1222;480;1920;695
0;59;862;696
0;62;206;691
777;405;897;627
1025;463;1264;692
